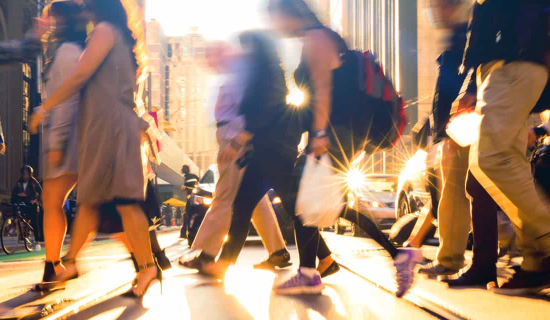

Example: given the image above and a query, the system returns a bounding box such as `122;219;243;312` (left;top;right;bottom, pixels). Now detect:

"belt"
216;120;229;128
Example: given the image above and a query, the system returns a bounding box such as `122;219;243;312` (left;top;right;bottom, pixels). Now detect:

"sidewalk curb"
334;254;466;320
2;237;186;320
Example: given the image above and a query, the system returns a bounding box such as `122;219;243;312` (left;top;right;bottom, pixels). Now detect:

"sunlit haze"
146;0;265;39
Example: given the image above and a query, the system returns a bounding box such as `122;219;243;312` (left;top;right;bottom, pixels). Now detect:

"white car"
335;174;399;236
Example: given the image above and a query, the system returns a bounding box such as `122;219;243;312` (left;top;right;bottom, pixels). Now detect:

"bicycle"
0;202;37;254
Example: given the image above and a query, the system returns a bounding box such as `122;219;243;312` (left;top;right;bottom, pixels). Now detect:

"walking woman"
33;1;85;292
29;0;159;298
263;0;421;297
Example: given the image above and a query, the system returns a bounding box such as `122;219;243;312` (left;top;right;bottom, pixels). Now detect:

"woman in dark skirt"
99;179;172;276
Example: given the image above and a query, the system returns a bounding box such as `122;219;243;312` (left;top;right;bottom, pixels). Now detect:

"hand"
311;136;330;156
451;93;476;115
48;150;64;167
0;143;5;155
528;128;538;148
29;106;46;134
218;143;239;163
33;17;50;40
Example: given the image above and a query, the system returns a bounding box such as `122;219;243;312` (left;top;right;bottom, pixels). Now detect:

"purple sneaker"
273;269;324;295
394;248;423;298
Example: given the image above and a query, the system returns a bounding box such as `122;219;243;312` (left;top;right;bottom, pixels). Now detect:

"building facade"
166;30;216;172
145;19;168;114
0;0;41;201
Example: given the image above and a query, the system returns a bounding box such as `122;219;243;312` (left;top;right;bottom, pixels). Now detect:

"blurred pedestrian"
29;0;159;298
458;0;550;294
178;40;293;272
33;0;85;292
253;0;418;296
181;165;199;197
417;0;475;277
11;166;42;242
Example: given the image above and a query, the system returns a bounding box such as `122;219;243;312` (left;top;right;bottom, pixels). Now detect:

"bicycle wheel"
22;218;37;252
1;217;21;254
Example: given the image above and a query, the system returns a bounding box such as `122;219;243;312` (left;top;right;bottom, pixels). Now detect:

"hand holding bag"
295;154;346;228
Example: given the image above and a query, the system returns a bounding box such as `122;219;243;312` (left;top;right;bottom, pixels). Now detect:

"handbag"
295;154;346;228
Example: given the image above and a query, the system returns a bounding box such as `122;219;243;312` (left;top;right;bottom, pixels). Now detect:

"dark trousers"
466;171;499;274
219;136;330;268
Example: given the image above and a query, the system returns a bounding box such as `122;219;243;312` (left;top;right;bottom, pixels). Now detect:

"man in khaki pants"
458;0;550;295
418;0;472;276
179;42;291;271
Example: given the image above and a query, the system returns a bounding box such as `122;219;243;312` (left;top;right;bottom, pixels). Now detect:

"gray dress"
77;24;148;205
41;42;81;179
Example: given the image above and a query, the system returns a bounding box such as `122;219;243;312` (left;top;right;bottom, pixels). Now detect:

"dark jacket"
11;178;42;205
238;33;289;144
430;22;469;143
0;38;41;65
462;0;550;89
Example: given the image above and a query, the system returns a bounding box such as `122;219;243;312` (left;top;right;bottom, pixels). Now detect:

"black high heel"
123;261;162;299
154;249;172;271
34;260;64;292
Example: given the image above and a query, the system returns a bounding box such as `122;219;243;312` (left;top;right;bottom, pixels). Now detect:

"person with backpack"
455;0;550;295
200;2;419;297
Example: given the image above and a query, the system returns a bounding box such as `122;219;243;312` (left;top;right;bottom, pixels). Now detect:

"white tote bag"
295;154;346;228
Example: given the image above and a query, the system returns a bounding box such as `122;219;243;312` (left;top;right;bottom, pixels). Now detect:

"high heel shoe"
34;261;64;292
123;261;163;299
154;249;172;271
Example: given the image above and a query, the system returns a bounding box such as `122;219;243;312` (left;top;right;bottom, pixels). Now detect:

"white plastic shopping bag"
295;154;346;228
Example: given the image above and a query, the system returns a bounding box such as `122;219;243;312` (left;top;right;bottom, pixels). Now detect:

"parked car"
183;165;295;246
335;174;399;236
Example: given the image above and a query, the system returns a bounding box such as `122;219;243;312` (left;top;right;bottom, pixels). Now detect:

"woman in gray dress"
34;1;85;292
30;0;159;298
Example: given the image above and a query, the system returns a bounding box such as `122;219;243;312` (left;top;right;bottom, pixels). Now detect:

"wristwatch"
312;129;328;138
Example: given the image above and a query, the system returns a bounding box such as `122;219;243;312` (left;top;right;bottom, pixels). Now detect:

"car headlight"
364;200;384;208
272;196;282;205
191;195;213;206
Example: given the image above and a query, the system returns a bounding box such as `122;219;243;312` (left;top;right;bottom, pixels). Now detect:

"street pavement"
1;228;550;319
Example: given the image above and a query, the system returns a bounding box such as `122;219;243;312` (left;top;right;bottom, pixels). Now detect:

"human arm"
303;29;340;155
29;23;116;133
47;44;82;166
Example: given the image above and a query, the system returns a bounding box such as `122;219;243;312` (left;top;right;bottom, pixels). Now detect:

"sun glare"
287;87;306;107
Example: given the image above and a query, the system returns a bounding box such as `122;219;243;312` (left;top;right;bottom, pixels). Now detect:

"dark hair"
20;165;33;176
50;1;87;48
239;30;283;68
85;0;138;68
267;0;323;28
181;165;190;174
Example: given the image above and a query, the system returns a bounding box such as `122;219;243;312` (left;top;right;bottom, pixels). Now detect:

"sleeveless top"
294;26;358;127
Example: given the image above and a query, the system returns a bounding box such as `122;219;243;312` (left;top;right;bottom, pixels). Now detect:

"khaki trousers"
192;128;286;257
470;61;550;271
436;139;471;270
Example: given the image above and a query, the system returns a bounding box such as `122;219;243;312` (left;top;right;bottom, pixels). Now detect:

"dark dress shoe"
439;268;496;287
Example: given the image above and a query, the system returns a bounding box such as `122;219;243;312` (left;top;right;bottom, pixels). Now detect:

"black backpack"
531;144;550;197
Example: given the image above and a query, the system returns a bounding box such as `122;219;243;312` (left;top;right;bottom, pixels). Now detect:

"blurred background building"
166;29;216;173
0;0;41;202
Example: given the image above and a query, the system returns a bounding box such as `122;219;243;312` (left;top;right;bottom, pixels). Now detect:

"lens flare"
346;168;365;192
287;87;306;107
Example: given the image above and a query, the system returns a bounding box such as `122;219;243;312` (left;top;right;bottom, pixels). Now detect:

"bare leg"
405;205;436;248
116;204;156;296
42;173;77;275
